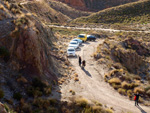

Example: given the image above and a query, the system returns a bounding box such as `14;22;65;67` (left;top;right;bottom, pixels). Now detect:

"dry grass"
121;81;130;89
118;88;126;95
108;78;121;85
127;90;133;98
17;76;28;83
134;87;145;94
75;98;88;108
0;4;5;10
74;77;79;82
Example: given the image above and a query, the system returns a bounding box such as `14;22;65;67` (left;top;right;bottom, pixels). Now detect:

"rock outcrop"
124;38;150;56
0;0;61;79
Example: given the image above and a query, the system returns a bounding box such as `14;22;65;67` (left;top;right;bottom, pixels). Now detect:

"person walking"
134;92;142;106
82;60;86;69
79;56;82;66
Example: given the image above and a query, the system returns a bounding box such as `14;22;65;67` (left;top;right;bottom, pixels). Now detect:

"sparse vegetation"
96;33;150;105
73;0;150;25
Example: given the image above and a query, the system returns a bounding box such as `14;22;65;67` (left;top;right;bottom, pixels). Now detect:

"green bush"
49;98;57;106
0;46;10;62
13;92;22;100
32;78;47;91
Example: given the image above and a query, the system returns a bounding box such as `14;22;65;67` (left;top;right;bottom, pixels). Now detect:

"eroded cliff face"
0;0;61;79
56;0;138;11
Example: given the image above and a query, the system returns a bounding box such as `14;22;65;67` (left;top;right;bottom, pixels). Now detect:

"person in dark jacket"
79;56;82;66
82;60;86;68
134;92;142;106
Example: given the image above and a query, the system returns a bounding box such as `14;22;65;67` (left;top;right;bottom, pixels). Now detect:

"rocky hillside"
49;0;91;19
21;0;70;24
55;0;138;11
0;0;69;112
93;33;150;105
72;0;150;24
0;0;60;77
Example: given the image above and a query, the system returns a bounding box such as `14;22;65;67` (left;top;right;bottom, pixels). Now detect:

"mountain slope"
22;0;70;24
56;0;139;11
48;0;91;19
72;0;150;24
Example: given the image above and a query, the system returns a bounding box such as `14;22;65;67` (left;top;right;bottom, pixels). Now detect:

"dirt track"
60;39;150;113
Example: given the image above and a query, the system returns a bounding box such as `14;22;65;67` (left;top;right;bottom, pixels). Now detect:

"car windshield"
78;35;84;38
88;35;94;38
73;39;78;41
68;49;74;51
70;42;77;44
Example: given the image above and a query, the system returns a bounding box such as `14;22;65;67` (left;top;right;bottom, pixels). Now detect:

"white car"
68;41;79;49
71;38;82;45
67;47;76;56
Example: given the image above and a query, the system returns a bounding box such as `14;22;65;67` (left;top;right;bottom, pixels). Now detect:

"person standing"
134;92;142;106
79;56;82;66
82;60;86;69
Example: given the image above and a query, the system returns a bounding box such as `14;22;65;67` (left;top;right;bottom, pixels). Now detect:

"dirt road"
48;25;150;33
60;39;150;113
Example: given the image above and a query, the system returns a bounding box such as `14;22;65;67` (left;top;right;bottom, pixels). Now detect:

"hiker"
79;56;82;66
82;60;86;69
134;92;142;106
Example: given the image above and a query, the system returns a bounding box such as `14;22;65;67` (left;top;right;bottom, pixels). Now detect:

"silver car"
67;47;76;56
68;41;79;49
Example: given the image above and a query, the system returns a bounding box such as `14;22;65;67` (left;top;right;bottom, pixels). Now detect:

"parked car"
68;41;79;49
67;47;76;57
71;38;82;45
77;34;87;42
87;35;96;41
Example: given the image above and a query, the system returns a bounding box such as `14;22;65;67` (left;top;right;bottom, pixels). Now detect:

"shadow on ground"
82;67;92;77
136;105;147;113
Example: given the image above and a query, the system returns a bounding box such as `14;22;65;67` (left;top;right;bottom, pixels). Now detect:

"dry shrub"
106;109;113;113
74;77;79;82
72;91;75;95
134;87;145;94
118;88;126;95
44;86;51;96
92;106;103;112
4;1;10;9
112;83;121;89
0;4;5;10
108;78;121;85
133;75;141;80
22;103;32;113
138;97;144;103
146;90;150;97
129;83;139;89
76;98;88;108
17;76;28;83
121;81;130;89
144;85;150;92
74;73;78;77
127;90;132;99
